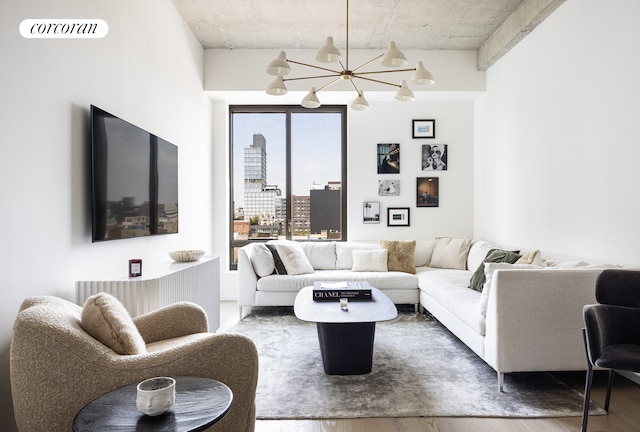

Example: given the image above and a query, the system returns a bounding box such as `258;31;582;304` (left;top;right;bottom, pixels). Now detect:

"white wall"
474;0;640;266
0;1;213;428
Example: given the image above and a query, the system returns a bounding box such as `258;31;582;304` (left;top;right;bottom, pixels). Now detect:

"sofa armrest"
133;302;208;343
238;244;259;307
484;269;601;374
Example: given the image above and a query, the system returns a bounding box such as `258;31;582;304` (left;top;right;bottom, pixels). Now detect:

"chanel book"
312;281;372;302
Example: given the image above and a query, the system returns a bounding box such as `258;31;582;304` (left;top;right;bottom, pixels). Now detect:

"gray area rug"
228;307;605;419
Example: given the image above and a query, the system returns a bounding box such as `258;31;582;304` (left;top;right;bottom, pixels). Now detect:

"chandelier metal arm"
350;54;384;73
286;59;342;75
316;77;344;93
355;67;418;75
283;74;342;83
353;74;401;88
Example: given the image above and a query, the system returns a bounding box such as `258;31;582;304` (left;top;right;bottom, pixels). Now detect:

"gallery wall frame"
387;207;410;227
412;119;436;139
417;177;439;207
363;201;380;224
378;179;400;196
377;143;400;174
421;144;447;171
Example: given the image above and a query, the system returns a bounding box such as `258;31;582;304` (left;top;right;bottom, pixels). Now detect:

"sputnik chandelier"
265;0;435;111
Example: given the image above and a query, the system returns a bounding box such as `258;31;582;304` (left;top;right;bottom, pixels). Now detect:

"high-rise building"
243;134;281;223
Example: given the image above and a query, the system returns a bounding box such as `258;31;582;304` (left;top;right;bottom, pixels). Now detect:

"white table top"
294;284;398;324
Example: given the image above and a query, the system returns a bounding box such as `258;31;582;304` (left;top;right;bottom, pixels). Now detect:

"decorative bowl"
169;250;205;262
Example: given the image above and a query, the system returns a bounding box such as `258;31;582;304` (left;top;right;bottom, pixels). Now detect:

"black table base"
316;322;376;375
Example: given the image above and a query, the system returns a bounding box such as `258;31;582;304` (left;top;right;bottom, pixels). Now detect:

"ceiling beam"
477;0;566;71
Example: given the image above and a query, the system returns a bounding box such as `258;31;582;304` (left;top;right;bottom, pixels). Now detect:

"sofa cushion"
352;249;388;272
301;241;336;270
414;239;436;267
81;292;146;355
417;268;484;335
250;243;276;277
266;244;288;274
429;237;473;270
477;263;543;316
275;242;314;275
335;242;378;269
469;249;522;292
466;240;496;272
379;239;416;274
256;270;418;292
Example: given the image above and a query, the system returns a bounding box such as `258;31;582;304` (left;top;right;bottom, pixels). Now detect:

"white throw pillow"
275;242;314;275
352;249;388;272
466;240;497;272
300;241;336;270
335;242;379;269
429;237;473;270
414;239;436;267
250;243;275;277
477;262;543;317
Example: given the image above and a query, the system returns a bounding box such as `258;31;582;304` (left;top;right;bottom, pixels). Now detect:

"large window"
229;105;347;269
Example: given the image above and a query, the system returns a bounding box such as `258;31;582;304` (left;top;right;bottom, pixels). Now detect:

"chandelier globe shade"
266;76;288;95
315;37;342;63
395;80;415;102
301;87;321;109
265;0;435;110
350;92;370;111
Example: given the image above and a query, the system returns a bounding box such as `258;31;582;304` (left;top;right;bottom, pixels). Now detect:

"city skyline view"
232;111;342;211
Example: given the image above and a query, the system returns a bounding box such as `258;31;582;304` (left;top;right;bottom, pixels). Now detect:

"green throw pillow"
469;249;521;292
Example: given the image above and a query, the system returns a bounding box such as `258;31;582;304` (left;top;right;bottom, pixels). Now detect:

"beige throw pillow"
379;240;416;274
81;292;146;355
429;237;473;269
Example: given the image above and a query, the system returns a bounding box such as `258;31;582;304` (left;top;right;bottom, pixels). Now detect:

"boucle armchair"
10;295;258;432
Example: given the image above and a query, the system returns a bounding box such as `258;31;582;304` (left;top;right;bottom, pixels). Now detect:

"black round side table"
72;376;233;432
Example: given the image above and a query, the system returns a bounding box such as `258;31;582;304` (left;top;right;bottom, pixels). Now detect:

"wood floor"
219;301;640;432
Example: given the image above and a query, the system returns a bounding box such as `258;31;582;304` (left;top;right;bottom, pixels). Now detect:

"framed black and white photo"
387;207;410;226
412;119;436;139
421;144;447;171
417;177;439;207
377;143;400;174
378;179;400;196
363;201;380;224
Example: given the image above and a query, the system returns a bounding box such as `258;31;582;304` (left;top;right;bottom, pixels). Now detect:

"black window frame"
229;105;348;270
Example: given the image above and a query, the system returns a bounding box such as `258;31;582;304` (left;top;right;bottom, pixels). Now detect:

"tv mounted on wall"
91;105;178;242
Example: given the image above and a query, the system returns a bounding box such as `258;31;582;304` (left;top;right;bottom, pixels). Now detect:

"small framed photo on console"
129;259;142;278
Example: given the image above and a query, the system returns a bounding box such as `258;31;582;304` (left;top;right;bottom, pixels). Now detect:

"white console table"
76;256;220;331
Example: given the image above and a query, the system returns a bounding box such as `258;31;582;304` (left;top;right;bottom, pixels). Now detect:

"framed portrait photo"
421;144;447;171
412;119;436;139
363;201;380;224
387;207;410;227
417;177;439;207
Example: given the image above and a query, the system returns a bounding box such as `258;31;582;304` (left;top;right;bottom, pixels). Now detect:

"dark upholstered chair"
581;269;640;432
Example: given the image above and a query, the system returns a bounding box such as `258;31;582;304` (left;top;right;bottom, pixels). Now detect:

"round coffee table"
294;283;397;375
72;376;233;432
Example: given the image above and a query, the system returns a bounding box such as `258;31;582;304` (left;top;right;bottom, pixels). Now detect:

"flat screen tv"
91;105;178;242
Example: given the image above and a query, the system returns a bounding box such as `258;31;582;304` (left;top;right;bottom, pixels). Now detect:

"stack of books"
312;281;372;302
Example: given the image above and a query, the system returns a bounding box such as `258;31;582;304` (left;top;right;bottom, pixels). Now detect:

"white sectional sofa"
237;237;613;390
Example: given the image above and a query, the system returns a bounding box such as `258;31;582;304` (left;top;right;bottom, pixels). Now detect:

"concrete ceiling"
170;0;565;70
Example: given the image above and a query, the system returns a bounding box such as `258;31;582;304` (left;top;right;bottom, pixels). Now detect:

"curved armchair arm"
134;302;209;343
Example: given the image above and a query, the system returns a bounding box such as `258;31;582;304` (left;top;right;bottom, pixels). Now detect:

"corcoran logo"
19;19;108;39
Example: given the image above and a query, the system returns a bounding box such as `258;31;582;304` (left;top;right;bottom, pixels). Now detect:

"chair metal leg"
605;369;615;412
581;363;593;432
